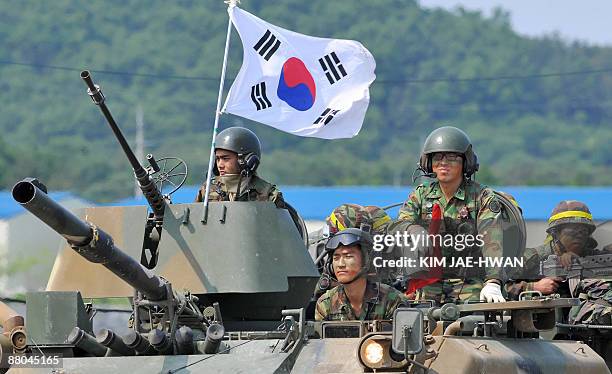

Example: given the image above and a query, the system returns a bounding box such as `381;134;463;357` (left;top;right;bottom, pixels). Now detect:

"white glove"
479;282;505;303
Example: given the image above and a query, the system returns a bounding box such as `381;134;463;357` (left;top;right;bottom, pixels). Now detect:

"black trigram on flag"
319;52;347;84
251;82;272;111
314;108;340;126
253;30;281;61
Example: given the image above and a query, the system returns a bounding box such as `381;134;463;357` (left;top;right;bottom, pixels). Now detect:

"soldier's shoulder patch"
414;183;428;192
489;198;502;213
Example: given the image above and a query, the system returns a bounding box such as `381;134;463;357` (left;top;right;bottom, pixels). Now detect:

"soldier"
195;127;285;208
505;200;600;300
315;228;409;321
313;204;393;300
389;126;507;304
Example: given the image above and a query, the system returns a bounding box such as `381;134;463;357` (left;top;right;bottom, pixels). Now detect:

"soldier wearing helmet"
315;228;409;321
312;204;394;300
389;126;509;304
506;200;599;300
195;127;285;207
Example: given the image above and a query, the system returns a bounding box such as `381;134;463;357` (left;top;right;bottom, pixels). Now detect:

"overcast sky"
420;0;612;47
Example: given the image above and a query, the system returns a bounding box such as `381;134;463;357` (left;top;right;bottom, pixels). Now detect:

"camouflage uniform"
194;175;286;208
506;200;612;325
315;281;409;321
314;204;392;299
390;179;505;303
506;242;612;324
569;279;612;325
504;241;598;300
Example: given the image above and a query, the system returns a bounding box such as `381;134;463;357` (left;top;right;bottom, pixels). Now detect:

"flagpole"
201;0;237;223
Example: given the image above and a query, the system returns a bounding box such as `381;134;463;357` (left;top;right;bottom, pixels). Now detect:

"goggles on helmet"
325;232;363;251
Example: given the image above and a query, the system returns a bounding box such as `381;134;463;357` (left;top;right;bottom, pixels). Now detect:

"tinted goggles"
326;232;362;251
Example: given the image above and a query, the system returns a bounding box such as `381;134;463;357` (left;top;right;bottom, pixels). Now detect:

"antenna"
134;105;144;198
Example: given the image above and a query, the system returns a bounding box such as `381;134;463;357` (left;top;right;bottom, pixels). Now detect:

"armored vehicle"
2;73;609;373
2;71;322;373
7;187;610;374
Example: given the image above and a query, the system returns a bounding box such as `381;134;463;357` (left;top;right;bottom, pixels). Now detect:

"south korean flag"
222;6;376;139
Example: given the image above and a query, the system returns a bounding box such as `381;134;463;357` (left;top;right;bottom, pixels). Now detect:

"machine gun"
541;253;612;280
12;179;226;357
80;71;188;268
540;253;612;370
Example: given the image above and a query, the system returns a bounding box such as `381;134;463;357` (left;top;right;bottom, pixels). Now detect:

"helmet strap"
235;172;243;199
550;231;567;254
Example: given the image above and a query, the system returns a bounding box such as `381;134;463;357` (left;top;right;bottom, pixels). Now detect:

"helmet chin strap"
551;232;567;254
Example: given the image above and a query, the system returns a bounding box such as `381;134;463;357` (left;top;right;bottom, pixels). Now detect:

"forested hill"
1;0;611;201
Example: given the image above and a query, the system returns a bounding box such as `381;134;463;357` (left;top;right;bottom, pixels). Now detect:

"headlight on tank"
363;340;384;365
357;334;407;370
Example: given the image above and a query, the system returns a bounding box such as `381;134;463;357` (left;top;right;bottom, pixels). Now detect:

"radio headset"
238;152;260;177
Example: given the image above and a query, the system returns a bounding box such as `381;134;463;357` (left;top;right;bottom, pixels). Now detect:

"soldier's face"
215;149;240;175
432;152;463;184
558;223;590;254
332;245;363;283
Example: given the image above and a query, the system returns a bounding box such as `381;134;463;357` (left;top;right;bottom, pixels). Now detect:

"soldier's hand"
533;277;561;294
479;282;505;303
559;252;579;269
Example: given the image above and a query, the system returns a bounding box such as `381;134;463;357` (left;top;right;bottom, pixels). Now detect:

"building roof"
108;185;612;221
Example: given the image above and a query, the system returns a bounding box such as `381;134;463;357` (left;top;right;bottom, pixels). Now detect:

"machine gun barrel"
12;179;168;301
80;70;165;223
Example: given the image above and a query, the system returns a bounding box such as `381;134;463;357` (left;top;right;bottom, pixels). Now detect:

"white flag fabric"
222;6;376;139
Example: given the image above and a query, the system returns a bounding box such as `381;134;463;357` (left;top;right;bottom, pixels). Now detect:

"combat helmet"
214;127;261;175
325;203;391;236
324;228;375;284
547;200;596;234
418;126;479;177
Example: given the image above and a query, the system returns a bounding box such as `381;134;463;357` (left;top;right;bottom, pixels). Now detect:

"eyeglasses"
432;153;463;164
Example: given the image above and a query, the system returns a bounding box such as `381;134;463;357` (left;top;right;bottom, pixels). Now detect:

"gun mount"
81;71;170;224
81;71;192;269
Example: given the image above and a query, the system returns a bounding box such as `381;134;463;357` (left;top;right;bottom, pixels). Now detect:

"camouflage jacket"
569;279;612;324
505;241;601;300
505;242;556;300
195;175;285;208
391;180;504;281
315;281;409;321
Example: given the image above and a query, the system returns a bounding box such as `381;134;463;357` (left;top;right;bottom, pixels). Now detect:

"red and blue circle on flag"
277;57;316;111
